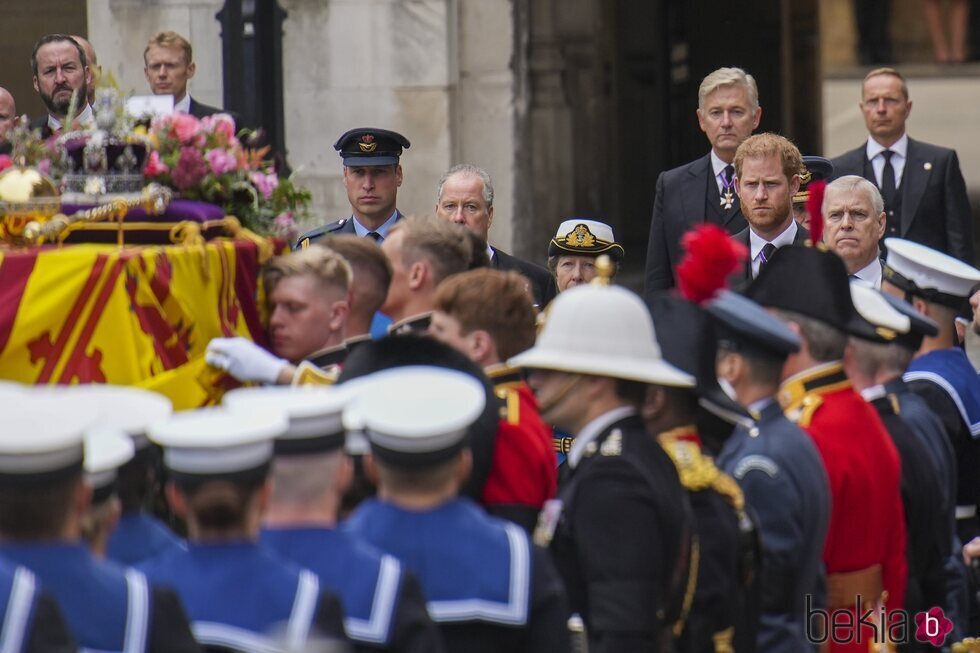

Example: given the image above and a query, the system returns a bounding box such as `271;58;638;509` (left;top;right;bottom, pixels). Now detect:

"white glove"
205;337;288;384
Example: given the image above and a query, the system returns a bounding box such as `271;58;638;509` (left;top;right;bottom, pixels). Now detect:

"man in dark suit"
644;67;761;297
144;31;229;119
435;164;557;307
297;127;410;248
29;34;94;139
822;176;886;287
830;67;973;264
729;133;809;288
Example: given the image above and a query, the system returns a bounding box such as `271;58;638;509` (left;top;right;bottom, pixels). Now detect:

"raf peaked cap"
548;219;624;261
793;156;834;204
646;292;749;422
223;386;351;456
706;289;801;359
746;244;867;336
334;128;410;167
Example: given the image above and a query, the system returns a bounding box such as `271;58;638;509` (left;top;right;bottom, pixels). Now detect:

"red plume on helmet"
675;224;748;305
806;179;826;245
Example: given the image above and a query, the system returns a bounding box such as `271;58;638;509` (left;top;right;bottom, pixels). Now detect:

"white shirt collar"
47;104;94;131
710;149;733;179
749;219;798;261
173;94;192;114
866;132;908;161
352;210;399;241
860;384;886;402
486;244;495;262
851;256;883;289
568;406;637;469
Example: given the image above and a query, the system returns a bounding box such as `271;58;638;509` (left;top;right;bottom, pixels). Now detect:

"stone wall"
87;0;225;105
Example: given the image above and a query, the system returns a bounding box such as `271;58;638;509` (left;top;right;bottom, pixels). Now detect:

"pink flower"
206;148;238;175
273;211;297;239
143;150;169;177
205;113;236;141
171;113;202;145
37;158;52;176
171;147;208;190
250;171;279;200
0;155;12;173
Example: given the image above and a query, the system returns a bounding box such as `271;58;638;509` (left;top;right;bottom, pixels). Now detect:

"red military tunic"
483;366;558;531
778;362;906;653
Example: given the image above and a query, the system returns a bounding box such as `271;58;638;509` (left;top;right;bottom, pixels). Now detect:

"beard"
746;196;793;233
40;82;87;117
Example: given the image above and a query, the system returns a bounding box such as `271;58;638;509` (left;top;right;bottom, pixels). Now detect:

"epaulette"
659;426;744;510
296;219;349;249
291;360;339;386
778;362;849;427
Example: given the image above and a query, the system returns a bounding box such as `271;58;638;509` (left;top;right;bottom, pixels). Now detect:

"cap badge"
799;168;812;185
567;224;596;248
359;134;377;152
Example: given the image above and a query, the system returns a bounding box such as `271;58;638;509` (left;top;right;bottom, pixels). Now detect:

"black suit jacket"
29;115;55;140
728;222;811;289
644;154;748;299
830;138;974;263
491;247;557;307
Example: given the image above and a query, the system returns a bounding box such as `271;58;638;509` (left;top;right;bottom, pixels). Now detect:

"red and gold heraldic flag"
0;240;281;408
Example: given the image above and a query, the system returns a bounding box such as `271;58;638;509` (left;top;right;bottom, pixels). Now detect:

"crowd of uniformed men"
0;31;979;653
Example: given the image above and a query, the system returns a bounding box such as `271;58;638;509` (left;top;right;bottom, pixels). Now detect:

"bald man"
70;35;99;105
0;88;16;154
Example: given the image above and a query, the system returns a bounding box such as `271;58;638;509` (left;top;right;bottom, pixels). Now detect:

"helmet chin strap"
536;373;584;415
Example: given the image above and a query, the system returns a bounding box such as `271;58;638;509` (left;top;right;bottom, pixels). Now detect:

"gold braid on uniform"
487;364;524;426
777;361;850;428
658;426;744;511
291;361;339;386
953;638;980;652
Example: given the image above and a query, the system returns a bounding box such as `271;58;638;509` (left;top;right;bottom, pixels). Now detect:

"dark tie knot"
723;164;735;185
761;242;777;262
367;231;382;242
882;150;894;162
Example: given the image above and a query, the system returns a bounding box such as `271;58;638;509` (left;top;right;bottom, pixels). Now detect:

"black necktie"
367;231;382;242
759;242;777;275
723;164;735;186
880;150;897;209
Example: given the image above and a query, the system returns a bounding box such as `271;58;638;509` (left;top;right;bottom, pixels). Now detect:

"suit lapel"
900;139;930;236
681;155;713;229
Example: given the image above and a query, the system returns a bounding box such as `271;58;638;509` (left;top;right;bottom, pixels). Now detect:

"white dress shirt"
866;133;908;188
47;104;94;131
173;94;192;114
851;256;883;289
749;220;799;278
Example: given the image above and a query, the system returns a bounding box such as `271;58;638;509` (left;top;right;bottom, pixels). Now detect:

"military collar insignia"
358;134;377;152
777;361;850;414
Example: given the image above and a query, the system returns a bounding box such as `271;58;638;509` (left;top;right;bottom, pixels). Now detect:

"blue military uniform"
707;289;830;653
0;560;75;653
718;400;830;653
107;513;184;566
296;127;409;250
344;366;570;653
139;542;345;652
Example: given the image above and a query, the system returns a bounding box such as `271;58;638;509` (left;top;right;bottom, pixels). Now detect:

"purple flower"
250;171;279;201
171;147;208;190
273;211;297;238
206;148;238;176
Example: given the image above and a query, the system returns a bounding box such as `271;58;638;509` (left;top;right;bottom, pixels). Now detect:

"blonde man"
206;246;351;384
729;133;808;286
380;215;472;334
144;31;224;117
645;67;762;296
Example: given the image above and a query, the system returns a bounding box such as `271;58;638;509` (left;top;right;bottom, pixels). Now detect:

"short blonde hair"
698;67;759;111
863;67;909;100
144;31;193;65
261;246;352;297
389;215;472;285
733;132;803;182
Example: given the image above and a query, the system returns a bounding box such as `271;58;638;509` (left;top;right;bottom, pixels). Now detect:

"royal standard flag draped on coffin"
0;241;274;408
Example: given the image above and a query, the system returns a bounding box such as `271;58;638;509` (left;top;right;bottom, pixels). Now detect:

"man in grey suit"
728;133;809;289
830;67;973;263
644;67;761;297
